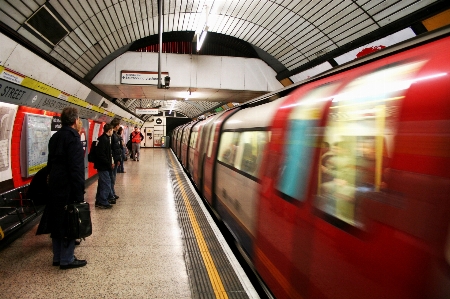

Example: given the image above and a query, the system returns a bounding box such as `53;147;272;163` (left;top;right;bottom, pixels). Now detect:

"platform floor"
0;149;258;299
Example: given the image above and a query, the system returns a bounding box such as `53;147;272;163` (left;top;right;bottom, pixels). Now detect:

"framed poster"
20;113;52;178
0;103;17;182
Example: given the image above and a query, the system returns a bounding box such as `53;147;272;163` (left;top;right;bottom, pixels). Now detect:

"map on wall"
0;103;17;183
20;113;52;178
92;122;101;141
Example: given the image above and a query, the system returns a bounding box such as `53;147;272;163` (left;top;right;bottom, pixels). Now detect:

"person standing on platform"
36;107;87;270
109;119;122;202
94;123;114;209
130;126;144;161
117;126;126;173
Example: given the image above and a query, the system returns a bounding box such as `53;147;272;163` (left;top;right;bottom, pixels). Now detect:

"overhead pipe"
157;0;163;89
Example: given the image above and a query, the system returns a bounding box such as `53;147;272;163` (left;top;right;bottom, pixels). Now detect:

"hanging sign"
135;108;159;114
121;70;169;85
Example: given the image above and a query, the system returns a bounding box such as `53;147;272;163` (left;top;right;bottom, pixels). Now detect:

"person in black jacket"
117;126;126;173
108;119;122;203
94;123;114;209
27;165;49;206
36;107;87;270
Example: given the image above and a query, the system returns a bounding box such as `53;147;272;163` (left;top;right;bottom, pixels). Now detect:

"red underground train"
172;26;450;299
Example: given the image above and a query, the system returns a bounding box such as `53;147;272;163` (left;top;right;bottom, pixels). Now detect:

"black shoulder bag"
65;202;92;240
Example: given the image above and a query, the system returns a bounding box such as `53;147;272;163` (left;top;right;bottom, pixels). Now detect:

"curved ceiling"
1;0;448;120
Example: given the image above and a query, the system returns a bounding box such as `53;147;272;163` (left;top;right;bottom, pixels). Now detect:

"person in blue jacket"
36;107;87;270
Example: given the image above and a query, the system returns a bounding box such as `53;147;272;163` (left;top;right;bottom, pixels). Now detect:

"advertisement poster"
92;122;101;141
0;103;17;183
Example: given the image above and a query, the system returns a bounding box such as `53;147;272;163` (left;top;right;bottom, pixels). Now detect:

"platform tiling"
0;148;258;299
166;151;256;299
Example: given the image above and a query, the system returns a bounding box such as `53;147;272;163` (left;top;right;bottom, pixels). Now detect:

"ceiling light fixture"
184;88;191;101
169;100;175;114
196;5;209;52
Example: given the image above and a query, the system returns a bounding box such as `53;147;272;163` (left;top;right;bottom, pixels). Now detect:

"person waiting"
129;126;144;161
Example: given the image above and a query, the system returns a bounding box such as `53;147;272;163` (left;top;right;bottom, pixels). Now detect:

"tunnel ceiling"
1;0;449;120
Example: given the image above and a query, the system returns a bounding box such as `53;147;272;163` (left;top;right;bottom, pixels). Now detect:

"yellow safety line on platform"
168;153;229;299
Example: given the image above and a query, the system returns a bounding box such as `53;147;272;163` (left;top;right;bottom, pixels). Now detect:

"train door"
255;81;340;299
202;109;238;206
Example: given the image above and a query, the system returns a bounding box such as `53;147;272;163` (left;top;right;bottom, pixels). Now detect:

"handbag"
65;202;92;240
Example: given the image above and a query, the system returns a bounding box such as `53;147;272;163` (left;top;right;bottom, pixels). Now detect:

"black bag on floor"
65;202;92;239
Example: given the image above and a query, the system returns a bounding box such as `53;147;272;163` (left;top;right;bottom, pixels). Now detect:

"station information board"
20;113;52;178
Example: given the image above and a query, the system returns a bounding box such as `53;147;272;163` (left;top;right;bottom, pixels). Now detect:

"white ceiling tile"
302;38;335;55
50;1;77;29
323;12;368;37
100;34;114;54
242;1;266;21
119;1;131;28
63;35;84;56
83;20;100;43
285;57;309;71
356;0;379;8
317;2;361;32
135;20;145;38
328;15;372;39
110;4;124;28
52;44;76;63
73;59;90;73
69;1;88;23
303;0;333;21
247;26;266;44
78;23;96;45
335;23;379;46
375;0;436;25
108;6;122;33
365;0;403;15
229;0;250;19
128;0;138;24
230;19;248;37
79;0;95;18
0;10;20;30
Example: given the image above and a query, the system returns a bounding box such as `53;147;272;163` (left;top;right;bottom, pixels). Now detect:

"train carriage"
201;109;238;206
181;120;199;169
255;30;450;299
171;26;450;299
190;114;221;187
175;122;189;160
214;98;285;255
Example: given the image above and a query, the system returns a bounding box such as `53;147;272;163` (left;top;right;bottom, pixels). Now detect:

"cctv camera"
164;76;170;89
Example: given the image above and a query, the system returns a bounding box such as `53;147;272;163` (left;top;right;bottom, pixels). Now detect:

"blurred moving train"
171;26;450;299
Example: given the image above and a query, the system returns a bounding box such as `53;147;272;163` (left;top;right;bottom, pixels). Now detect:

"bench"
0;184;40;240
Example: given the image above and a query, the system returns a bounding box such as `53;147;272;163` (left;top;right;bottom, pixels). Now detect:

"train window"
189;131;197;148
315;60;427;228
218;132;240;166
277;83;338;202
183;129;189;144
234;131;269;177
207;122;218;158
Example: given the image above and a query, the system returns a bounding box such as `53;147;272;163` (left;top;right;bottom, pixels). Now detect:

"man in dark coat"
94;123;114;209
27;165;49;206
36;107;87;270
108;118;122;203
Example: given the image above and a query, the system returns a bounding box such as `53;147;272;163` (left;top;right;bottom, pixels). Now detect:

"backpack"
87;140;98;163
